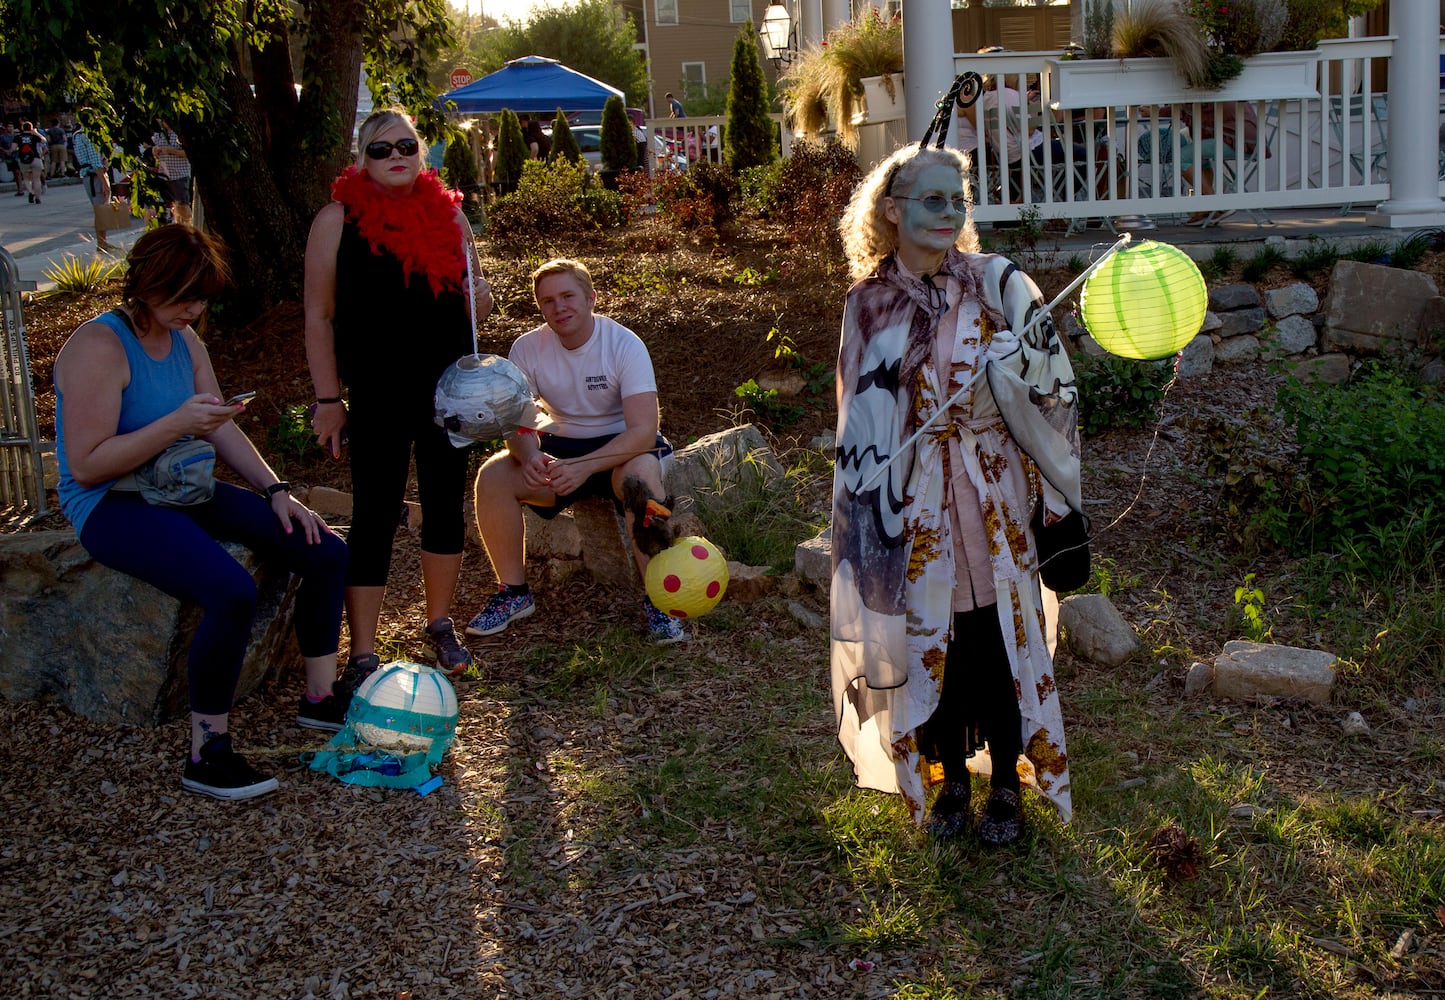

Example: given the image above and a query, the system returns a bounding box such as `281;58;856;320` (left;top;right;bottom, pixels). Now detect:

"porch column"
1366;0;1445;226
821;0;849;35
798;0;822;51
902;0;956;144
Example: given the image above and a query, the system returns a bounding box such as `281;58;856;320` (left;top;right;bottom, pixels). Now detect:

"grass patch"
693;446;830;571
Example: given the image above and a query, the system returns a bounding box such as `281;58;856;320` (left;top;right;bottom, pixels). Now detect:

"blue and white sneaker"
643;598;688;645
466;588;535;637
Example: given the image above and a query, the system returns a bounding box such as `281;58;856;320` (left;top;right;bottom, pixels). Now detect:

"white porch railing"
951;38;1432;227
641;114;792;172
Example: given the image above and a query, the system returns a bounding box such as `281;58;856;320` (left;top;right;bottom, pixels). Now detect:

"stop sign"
449;67;472;89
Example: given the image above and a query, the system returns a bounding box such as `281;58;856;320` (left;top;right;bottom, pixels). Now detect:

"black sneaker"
423;617;474;675
336;652;381;700
180;734;278;800
296;690;349;732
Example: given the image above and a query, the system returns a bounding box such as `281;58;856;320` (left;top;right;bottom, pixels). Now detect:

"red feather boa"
331;166;465;297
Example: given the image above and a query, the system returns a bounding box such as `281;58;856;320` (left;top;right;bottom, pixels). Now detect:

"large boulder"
0;530;298;726
1322;260;1438;355
1212;640;1336;705
663;423;785;501
1058;594;1139;667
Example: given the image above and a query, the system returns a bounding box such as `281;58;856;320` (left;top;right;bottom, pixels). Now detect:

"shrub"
1274;362;1445;555
1071;351;1174;436
549;109;582;167
442;131;479;192
494;109;527;195
738;160;783;217
486;159;622;237
762;139;862;231
1276;0;1383;51
725;21;777;172
653;161;740;238
41;254;123;295
600;96;636;171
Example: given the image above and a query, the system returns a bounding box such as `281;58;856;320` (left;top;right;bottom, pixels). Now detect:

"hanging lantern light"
645;536;729;619
1079;240;1207;360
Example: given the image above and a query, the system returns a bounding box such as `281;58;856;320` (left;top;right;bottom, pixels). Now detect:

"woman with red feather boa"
303;108;493;694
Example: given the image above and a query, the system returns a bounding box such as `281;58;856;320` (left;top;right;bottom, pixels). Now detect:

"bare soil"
3;219;1442;997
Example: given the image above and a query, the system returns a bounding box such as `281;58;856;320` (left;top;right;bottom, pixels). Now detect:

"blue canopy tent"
439;55;624;115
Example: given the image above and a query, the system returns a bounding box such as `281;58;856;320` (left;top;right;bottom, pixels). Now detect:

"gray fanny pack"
112;437;217;507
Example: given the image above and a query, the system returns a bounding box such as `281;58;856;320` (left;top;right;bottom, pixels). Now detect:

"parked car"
543;124;603;171
567;107;645;129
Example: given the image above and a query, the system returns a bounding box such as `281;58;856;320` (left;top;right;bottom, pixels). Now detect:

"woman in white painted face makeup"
830;143;1084;845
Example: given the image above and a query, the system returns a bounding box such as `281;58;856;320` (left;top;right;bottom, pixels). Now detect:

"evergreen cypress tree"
550;108;583;166
600;95;636;171
443;130;480;190
495;109;527;194
725;21;777;172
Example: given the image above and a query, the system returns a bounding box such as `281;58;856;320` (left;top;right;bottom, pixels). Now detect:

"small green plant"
1341;237;1394;266
265;403;322;473
1288;236;1340;278
612;266;671;296
41;254;123;295
733;378;804;429
1064;253;1088;276
732;265;775;287
1385;228;1441;270
1241;244;1287;282
1232;572;1271;641
1207;244;1238;277
1071;352;1174;436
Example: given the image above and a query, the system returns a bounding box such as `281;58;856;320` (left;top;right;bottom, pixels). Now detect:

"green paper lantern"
1079;240;1207;360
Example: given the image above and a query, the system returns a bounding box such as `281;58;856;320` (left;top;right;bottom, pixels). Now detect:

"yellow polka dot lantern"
1079;239;1207;360
645;536;729;619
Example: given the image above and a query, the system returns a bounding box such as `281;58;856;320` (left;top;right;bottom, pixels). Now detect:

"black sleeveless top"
332;220;471;395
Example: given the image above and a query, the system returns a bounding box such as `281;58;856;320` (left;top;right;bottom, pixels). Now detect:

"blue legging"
80;483;348;715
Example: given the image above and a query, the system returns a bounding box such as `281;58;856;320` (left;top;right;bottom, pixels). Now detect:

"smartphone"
224;391;256;407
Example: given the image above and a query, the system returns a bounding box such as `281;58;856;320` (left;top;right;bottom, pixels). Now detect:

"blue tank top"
56;311;195;537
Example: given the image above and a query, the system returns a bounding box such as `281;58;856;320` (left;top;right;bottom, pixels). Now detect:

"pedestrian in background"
150;121;193;225
46;119;68;179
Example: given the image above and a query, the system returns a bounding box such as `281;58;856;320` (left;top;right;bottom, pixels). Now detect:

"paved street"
0;176;142;290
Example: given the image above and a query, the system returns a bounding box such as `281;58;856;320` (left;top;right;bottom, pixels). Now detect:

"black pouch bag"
1031;499;1091;593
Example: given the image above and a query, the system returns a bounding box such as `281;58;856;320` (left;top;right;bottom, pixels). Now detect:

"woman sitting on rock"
53;224;349;800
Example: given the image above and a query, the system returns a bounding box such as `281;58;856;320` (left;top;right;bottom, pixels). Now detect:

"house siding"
634;0;778;117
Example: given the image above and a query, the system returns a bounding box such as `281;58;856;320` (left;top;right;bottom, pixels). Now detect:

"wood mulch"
3;220;1442;996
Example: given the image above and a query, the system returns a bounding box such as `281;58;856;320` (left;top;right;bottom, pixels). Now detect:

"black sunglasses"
365;137;420;160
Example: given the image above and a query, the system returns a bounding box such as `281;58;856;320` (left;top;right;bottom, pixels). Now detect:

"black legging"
344;387;470;587
917;604;1023;792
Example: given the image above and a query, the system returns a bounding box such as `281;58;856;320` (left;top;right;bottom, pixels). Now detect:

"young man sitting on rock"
466;258;686;644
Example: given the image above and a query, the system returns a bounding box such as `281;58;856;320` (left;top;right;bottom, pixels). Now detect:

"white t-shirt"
508;314;657;438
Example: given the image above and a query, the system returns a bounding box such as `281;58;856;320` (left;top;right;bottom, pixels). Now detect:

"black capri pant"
344;385;470;587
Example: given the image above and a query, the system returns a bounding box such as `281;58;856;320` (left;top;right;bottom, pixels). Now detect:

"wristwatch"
265;481;291;498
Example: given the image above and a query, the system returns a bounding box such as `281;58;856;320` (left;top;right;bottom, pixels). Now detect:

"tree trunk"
183;0;368;314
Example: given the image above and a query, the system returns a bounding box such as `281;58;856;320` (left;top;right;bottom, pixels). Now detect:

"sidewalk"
0;176;142;291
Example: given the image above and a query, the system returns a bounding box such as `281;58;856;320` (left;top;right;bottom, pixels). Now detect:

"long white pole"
857;232;1132;492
